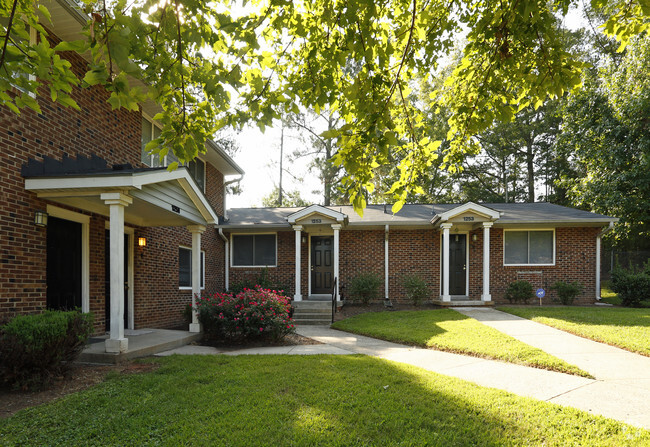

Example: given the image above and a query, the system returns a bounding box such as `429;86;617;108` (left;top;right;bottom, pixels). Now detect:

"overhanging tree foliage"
1;0;648;213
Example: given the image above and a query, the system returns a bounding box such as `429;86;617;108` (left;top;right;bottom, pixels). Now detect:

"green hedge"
0;310;94;389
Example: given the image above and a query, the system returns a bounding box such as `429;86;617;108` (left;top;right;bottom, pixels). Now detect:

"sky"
226;4;586;210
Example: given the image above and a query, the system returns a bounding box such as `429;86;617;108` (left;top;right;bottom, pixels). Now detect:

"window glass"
254;234;276;266
179;247;191;287
141;117;153;166
504;231;528;264
529;231;553;264
179;247;205;288
232;234;276;266
188;159;205;191
233;235;254;266
504;230;554;265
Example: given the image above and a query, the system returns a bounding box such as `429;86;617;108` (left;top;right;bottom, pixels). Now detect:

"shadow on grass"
1;355;644;445
498;306;650;328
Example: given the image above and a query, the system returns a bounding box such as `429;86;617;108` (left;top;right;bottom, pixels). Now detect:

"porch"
78;329;202;364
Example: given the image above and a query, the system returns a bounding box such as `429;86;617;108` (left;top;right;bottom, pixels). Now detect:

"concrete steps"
292;300;333;325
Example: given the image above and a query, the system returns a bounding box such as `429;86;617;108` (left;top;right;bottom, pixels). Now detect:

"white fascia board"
287;204;347;224
436;202;501;222
25;175;141;191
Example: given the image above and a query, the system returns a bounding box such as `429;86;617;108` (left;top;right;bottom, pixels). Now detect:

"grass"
331;309;591;377
1;355;647;446
600;280;621;305
499;306;650;356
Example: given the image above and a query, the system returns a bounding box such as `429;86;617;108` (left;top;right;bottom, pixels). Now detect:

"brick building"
220;203;617;305
0;0;243;354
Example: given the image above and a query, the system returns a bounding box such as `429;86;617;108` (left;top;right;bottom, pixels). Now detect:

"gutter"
218;228;229;291
595;221;615;301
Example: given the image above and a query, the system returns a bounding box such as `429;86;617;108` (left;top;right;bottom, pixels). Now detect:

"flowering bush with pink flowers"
195;287;295;342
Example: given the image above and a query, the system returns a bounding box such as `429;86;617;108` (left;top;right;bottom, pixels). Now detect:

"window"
232;234;276;267
187;159;205;191
0;18;37;94
504;230;554;265
179;247;205;289
141;116;206;191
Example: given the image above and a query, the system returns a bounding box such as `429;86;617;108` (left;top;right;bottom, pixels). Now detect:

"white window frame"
230;233;277;268
503;229;556;267
178;246;205;290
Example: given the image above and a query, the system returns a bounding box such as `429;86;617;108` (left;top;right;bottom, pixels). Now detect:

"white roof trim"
25;168;218;225
287;205;347;224
432;202;501;224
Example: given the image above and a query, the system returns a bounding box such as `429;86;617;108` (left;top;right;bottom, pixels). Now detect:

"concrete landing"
78;329;202;364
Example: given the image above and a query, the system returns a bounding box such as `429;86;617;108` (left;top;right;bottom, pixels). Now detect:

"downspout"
595;222;615;300
218;228;229;291
222;174;244;221
385;225;390;302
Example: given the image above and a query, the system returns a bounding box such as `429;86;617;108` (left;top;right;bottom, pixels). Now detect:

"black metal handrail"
331;277;338;324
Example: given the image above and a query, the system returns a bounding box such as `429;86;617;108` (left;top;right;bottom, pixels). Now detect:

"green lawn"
1;355;647;446
600;280;621;305
331;310;590;377
499;306;650;356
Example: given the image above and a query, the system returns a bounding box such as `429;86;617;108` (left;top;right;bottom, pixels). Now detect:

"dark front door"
47;216;82;310
311;236;333;294
105;231;129;331
449;234;467;295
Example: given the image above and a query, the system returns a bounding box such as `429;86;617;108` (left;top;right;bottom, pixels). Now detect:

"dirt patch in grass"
0;362;159;420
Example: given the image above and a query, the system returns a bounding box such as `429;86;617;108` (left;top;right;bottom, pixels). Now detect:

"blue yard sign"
536;288;546;298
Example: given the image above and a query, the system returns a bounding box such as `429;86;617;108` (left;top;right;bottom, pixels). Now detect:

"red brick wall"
0;33;226;331
488;227;599;304
223;226;601;305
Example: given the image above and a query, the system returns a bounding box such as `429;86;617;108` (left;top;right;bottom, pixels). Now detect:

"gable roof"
220;202;617;229
287;205;347;224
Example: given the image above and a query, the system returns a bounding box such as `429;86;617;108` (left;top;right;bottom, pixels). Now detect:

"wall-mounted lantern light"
138;237;147;247
472;234;478;242
34;210;48;227
301;235;307;244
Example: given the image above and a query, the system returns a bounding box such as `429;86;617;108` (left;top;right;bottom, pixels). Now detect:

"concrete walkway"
294;325;650;430
155;311;650;430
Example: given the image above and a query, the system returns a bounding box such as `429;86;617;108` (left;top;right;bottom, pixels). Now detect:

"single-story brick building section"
219;203;618;305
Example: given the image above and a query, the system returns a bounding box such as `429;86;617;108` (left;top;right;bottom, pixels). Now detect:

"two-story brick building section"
1;0;619;355
0;0;243;353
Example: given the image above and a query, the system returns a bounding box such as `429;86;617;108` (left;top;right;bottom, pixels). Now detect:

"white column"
332;224;341;301
293;225;303;301
101;192;132;353
441;223;452;302
187;225;206;333
481;222;493;302
596;234;602;300
384;225;389;300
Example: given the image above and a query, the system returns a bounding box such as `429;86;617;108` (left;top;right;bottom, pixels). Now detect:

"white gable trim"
433;202;501;224
25;168;218;225
287;205;347;224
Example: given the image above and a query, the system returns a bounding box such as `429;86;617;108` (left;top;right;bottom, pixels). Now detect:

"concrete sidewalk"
295;325;650;429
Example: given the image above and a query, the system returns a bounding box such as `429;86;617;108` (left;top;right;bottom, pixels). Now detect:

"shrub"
505;280;534;304
611;266;650;307
196;287;295;342
348;272;382;305
402;275;429;306
551;281;583;305
0;310;94;389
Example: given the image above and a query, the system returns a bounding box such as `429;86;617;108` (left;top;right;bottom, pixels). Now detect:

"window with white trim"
141;116;205;191
232;234;276;267
179;247;204;289
504;230;554;265
0;18;37;94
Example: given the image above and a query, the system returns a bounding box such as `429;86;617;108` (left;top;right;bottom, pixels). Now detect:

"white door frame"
439;230;470;297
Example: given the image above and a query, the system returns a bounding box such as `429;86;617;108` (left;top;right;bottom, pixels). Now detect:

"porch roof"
220;202;617;229
23;158;219;227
